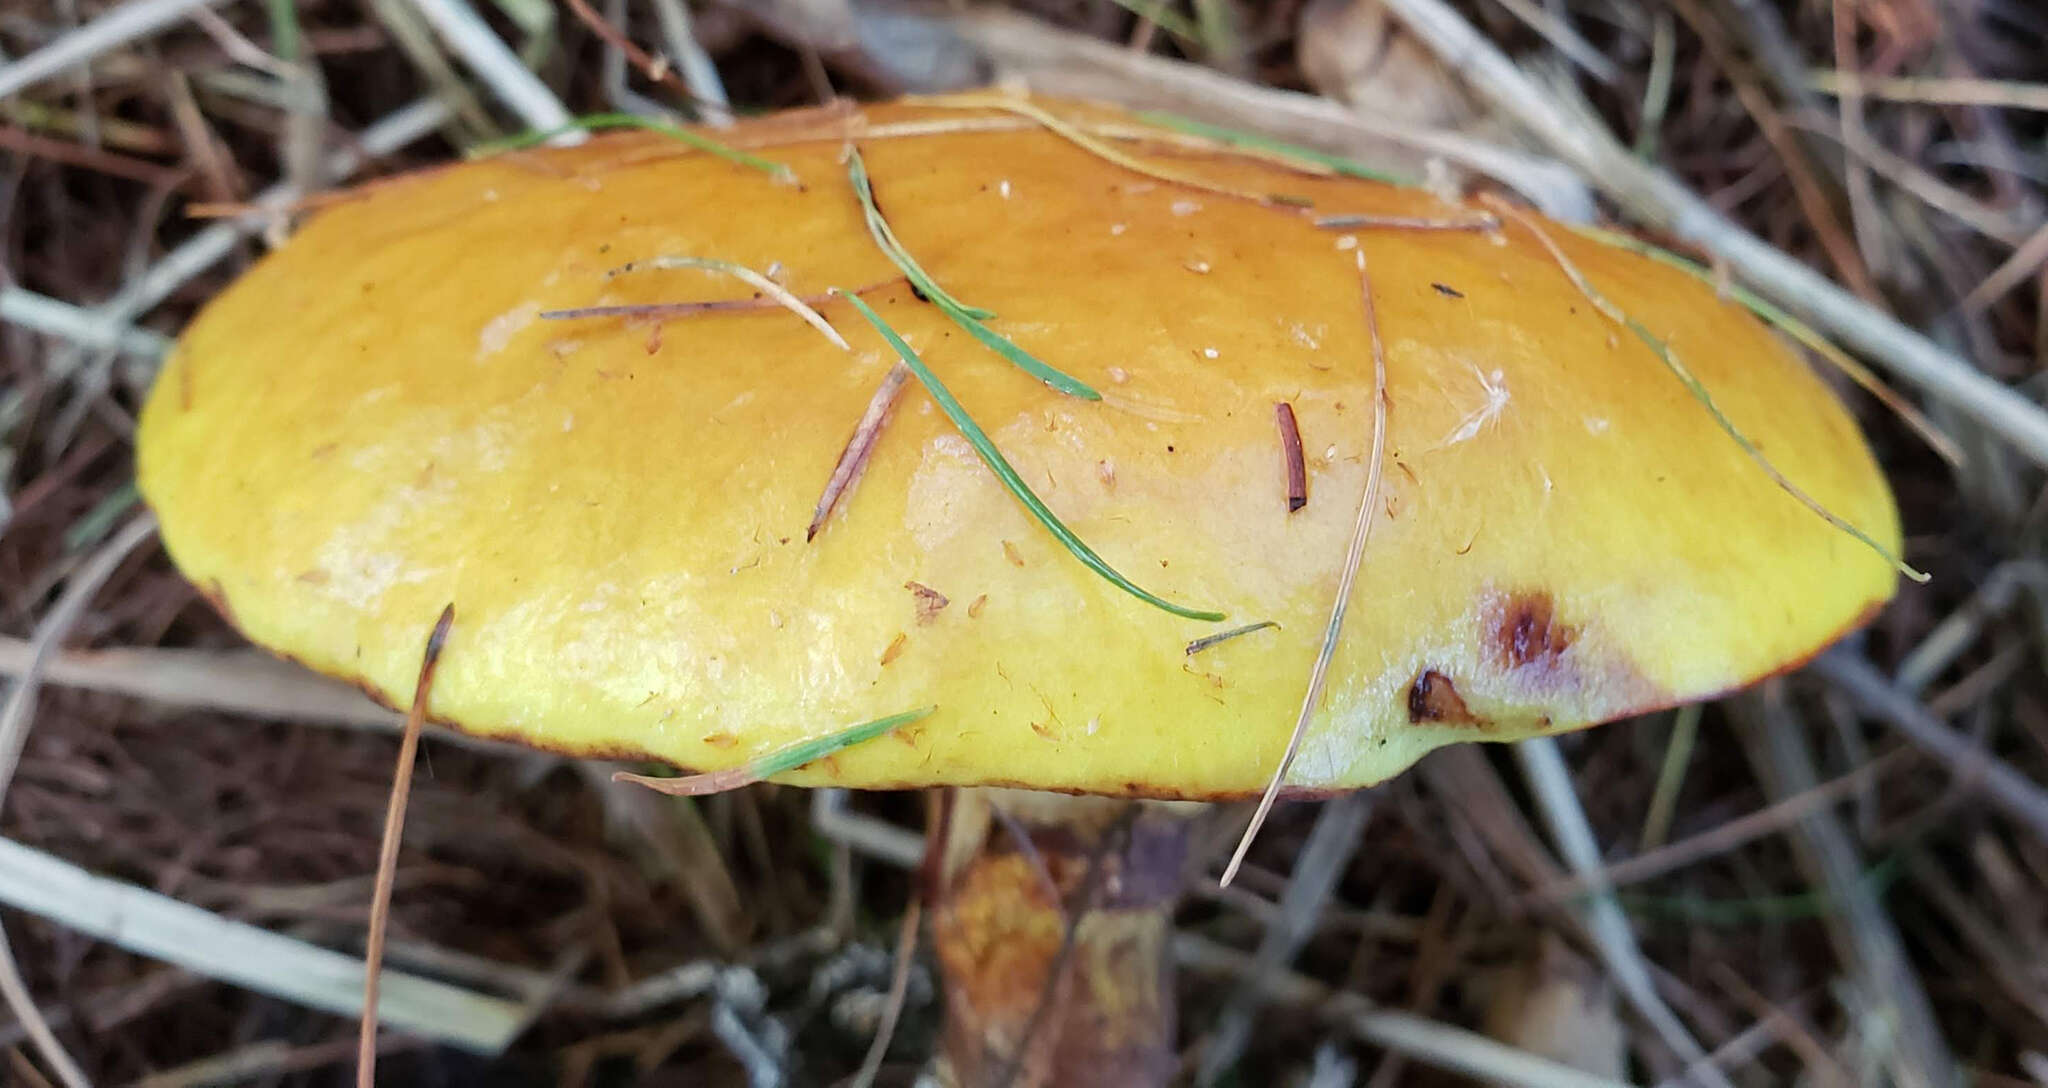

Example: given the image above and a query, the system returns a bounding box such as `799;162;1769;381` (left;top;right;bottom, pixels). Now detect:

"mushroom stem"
929;788;1196;1088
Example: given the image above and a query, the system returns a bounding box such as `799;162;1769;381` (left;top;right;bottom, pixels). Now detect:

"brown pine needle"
849;898;921;1088
1275;401;1308;512
541;275;903;324
358;604;455;1088
810;362;911;541
1222;249;1390;887
918;93;1312;208
608;256;850;350
1482;196;1927;584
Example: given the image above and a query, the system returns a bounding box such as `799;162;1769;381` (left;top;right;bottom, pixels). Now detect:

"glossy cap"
138;96;1901;798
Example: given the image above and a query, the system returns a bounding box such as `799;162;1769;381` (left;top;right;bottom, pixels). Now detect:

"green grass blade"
834;291;1225;622
846;148;1101;400
470;112;793;181
1133;110;1416;188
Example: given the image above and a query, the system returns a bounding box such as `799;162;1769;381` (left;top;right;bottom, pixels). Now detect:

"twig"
1223;250;1387;886
359;605;455;1088
1814;650;2048;845
1515;736;1731;1088
848;899;920;1088
0;0;229;99
408;0;575;135
1375;0;2048;468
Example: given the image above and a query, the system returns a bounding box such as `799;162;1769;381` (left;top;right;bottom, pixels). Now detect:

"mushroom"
136;95;1903;1086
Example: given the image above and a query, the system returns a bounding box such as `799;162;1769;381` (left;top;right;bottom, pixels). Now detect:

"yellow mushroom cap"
137;96;1901;799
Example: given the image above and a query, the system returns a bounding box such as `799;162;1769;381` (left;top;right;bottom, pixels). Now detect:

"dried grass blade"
1484;197;1928;583
1222;250;1390;886
611;256;849;349
613;706;937;796
471;112;794;182
1566;222;1962;468
810;362;911;541
834;290;1226;622
359;604;455;1088
846;147;1100;400
921;94;1313;207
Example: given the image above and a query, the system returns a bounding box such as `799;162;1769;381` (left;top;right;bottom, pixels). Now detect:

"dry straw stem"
0;0;230;99
1814;651;2048;845
1376;0;2048;469
407;0;575;135
1175;935;1633;1088
0;836;526;1052
1808;71;2048;113
918;92;1312;206
1198;792;1374;1085
1735;689;1958;1088
1516;737;1731;1088
927;9;1596;222
0;515;157;1088
1222;249;1389;888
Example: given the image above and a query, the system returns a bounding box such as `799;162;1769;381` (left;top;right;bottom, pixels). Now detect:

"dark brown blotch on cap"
1494;591;1573;670
1407;669;1483;725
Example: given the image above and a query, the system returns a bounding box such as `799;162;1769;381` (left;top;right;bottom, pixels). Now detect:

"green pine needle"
471;112;794;182
751;705;936;779
845;147;1101;401
615;706;936;796
834;290;1226;623
1133;110;1417;188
